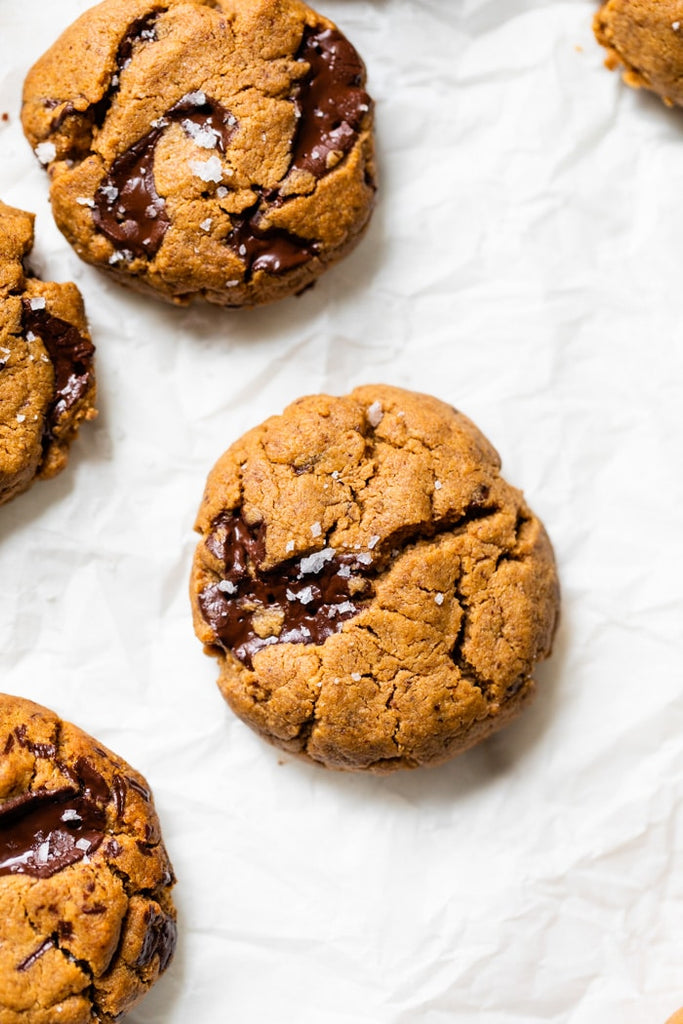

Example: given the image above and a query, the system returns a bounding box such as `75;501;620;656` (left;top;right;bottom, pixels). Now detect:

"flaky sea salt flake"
35;142;56;165
100;184;119;204
189;155;223;183
76;197;95;208
368;535;380;549
367;400;383;427
351;672;361;682
200;217;213;231
310;521;322;537
16;414;26;423
218;580;237;595
435;593;444;606
286;540;295;553
29;297;46;311
434;479;442;490
300;547;335;574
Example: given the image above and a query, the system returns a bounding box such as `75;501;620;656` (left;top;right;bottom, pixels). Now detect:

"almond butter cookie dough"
22;0;376;308
0;693;177;1024
0;201;96;507
594;1;683;107
191;385;560;773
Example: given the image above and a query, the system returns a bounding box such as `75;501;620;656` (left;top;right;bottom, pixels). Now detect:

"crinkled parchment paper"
1;1;682;1021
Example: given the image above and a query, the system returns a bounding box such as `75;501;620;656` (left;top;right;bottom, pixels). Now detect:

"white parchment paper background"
1;1;682;1020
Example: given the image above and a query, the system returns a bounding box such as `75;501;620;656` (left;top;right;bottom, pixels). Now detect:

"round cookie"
22;0;376;309
0;694;177;1024
190;385;560;773
0;201;96;507
594;1;683;107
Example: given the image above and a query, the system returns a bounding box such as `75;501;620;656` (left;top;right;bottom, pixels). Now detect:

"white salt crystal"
16;414;26;423
367;401;383;427
286;540;295;553
76;197;95;208
299;547;335;574
295;586;315;605
368;535;380;549
200;217;213;231
356;552;372;565
184;90;207;106
435;593;444;606
434;480;442;490
100;184;119;203
182;119;219;149
29;297;46;311
351;672;361;681
218;580;237;595
310;521;322;537
35;142;56;165
189;155;223;182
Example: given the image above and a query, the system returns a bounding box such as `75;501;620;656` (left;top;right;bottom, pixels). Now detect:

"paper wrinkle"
1;0;683;1022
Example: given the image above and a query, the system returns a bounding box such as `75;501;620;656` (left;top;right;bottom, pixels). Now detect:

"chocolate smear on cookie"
93;92;237;258
225;203;318;278
199;513;373;667
136;906;177;972
21;299;94;437
290;25;372;179
0;768;111;878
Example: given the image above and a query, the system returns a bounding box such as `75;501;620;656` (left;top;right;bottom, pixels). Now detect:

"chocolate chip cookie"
22;0;376;308
0;693;177;1024
190;385;560;773
594;1;683;107
0;201;96;507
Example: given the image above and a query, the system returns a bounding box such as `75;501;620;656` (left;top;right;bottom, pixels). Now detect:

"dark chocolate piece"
21;300;95;437
199;513;373;667
92;12;161;128
0;782;107;878
225;204;318;278
290;26;371;179
93;92;237;259
16;938;54;973
137;906;177;972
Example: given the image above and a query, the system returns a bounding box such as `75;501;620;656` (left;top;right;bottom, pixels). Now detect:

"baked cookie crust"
22;0;376;308
595;0;683;107
0;694;177;1024
191;385;560;773
0;201;96;507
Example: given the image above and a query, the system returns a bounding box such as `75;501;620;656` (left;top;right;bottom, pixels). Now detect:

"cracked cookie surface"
0;694;177;1024
594;0;683;107
22;0;376;308
191;384;560;773
0;201;96;507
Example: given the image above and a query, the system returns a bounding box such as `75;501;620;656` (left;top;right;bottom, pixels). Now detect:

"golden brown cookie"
190;385;560;773
22;0;376;309
594;1;683;107
0;693;177;1024
0;201;96;507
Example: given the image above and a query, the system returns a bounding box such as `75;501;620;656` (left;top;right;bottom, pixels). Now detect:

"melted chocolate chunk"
0;774;108;878
16;938;54;973
92;12;161;129
199;513;373;668
137;906;177;972
93;92;237;259
290;25;371;179
225;203;317;278
21;300;95;438
116;12;160;74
